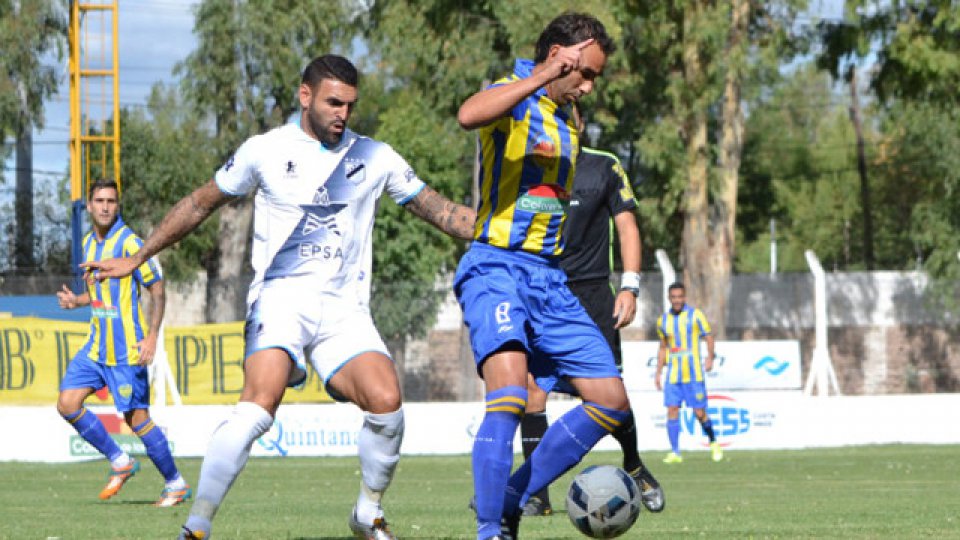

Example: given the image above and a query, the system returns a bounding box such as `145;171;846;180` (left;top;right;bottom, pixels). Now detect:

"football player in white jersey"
83;54;476;540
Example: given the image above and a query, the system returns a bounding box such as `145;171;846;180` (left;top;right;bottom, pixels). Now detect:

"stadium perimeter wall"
3;271;959;399
1;393;958;462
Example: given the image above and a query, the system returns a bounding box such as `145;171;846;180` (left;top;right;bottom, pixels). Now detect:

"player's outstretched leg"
505;402;629;521
473;386;527;540
350;409;404;540
612;409;665;512
131;416;191;507
60;406;137;499
180;402;273;538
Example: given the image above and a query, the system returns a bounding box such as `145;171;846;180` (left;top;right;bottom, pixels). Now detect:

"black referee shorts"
566;277;623;369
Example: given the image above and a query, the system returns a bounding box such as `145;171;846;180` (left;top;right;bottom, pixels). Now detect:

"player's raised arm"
82;179;236;279
402;185;476;240
457;38;596;130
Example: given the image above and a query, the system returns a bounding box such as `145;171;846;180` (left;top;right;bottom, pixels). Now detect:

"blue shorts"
454;242;620;393
60;354;150;412
663;381;708;409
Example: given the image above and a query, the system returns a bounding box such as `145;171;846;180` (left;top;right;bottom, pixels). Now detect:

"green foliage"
118;86;219;282
0;0;64;138
737;66;865;272
819;1;960;106
177;0;353;157
815;1;960;283
370;98;470;340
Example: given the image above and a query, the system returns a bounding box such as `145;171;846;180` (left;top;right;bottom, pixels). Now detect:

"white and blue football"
565;465;642;538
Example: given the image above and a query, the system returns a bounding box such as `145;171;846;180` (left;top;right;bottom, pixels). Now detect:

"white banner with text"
2;392;958;462
621;340;802;392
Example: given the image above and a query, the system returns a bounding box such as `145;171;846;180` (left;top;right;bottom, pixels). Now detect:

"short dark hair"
301;54;359;88
668;282;685;293
88;179;119;200
534;12;616;63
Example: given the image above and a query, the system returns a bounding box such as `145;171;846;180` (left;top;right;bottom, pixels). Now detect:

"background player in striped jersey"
655;282;723;463
56;179;190;507
456;12;629;540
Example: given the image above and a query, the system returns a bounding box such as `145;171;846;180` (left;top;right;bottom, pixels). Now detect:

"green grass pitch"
1;445;957;539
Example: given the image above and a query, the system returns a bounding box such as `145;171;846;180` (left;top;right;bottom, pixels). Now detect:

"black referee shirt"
559;147;637;282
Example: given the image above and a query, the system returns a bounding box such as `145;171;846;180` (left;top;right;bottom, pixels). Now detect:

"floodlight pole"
803;250;841;396
655;249;675;313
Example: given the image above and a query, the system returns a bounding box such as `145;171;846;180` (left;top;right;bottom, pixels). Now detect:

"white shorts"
244;282;390;391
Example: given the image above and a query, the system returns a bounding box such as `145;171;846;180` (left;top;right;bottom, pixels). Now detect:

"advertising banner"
0;318;331;405
621;340;802;392
3;393;959;462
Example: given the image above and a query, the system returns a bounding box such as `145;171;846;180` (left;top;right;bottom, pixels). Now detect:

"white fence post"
803;250;841;396
654;249;675;314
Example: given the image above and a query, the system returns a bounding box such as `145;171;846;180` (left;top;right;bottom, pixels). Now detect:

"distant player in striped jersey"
655;282;723;463
456;12;630;540
84;55;476;540
56;179;190;507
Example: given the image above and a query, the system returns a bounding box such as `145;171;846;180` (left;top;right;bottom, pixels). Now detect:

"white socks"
185;401;273;534
110;453;132;469
354;408;405;525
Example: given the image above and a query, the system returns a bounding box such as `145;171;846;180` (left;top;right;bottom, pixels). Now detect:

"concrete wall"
4;271;958;398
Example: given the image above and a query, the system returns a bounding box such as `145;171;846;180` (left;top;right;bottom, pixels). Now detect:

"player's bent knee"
576;379;630;411
361;387;401;415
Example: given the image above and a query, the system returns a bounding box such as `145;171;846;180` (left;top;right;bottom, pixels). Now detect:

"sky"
3;0;199;196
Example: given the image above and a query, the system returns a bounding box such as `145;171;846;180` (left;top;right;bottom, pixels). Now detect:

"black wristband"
620;286;639;297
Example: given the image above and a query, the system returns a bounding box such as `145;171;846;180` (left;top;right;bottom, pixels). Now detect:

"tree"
176;0;352;321
612;0;806;335
818;0;960;300
119;85;219;282
0;0;65;273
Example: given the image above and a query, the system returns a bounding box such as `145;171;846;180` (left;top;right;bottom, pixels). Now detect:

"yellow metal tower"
68;0;120;275
68;0;120;200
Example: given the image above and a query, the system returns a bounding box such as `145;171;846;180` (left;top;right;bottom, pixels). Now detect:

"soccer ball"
565;465;642;538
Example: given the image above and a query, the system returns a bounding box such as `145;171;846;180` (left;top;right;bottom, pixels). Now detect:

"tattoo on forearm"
407;187;476;240
141;184;227;259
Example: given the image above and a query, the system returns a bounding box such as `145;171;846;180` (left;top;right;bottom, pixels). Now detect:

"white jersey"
215;122;425;307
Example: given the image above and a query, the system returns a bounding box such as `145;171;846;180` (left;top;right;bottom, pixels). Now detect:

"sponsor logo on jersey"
516;183;570;214
344;158;365;184
223;154;235;171
284;160;297;179
302;213;340;236
298;243;344;259
90;300;119;319
531;135;558;169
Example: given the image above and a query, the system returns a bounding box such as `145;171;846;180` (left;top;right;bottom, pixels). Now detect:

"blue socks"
473;386;527;540
63;407;123;462
133;418;181;483
667;417;681;454
505;402;629;511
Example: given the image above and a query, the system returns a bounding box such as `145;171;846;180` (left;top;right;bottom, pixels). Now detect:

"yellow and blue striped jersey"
80;217;162;366
656;305;712;384
474;58;580;257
